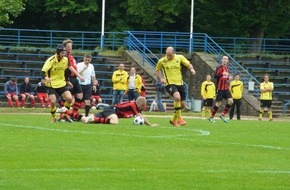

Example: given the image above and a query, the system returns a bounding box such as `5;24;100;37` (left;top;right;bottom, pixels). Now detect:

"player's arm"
186;63;196;75
136;113;159;127
112;71;118;83
69;65;85;82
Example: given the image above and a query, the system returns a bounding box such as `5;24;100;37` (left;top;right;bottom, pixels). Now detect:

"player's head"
62;39;73;53
263;74;269;82
136;96;147;111
206;74;211;81
83;54;92;64
234;73;240;80
130;67;136;75
221;55;229;65
166;46;175;60
10;77;17;84
118;63;125;71
56;44;66;58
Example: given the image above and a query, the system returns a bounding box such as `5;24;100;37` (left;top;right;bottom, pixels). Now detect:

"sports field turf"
0;110;289;190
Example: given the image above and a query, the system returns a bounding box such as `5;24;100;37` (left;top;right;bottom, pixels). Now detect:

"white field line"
1;123;209;138
2;123;289;151
0;167;289;174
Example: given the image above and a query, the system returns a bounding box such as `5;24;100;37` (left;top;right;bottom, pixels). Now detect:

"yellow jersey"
156;54;190;85
230;80;243;99
41;54;68;88
260;82;274;100
112;70;128;90
201;81;216;99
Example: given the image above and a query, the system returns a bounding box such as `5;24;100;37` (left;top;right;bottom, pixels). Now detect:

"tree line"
1;0;290;39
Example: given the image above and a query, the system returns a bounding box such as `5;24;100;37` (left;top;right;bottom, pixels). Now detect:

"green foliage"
0;0;25;27
0;113;289;189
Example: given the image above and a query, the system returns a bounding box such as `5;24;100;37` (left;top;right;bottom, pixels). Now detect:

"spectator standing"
77;54;98;116
4;78;20;108
126;67;142;101
201;74;216;119
258;74;274;121
112;63;128;105
229;73;243;120
208;55;233;123
155;80;166;112
42;44;73;123
19;77;36;108
35;79;51;108
156;46;196;127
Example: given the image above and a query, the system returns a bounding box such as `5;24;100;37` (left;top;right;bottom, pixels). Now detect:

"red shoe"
170;120;180;127
178;118;187;125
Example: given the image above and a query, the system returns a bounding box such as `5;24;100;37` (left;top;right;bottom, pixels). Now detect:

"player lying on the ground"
57;96;159;126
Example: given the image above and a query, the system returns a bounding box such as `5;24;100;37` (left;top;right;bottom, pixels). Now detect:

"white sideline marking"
0;167;289;174
1;123;209;138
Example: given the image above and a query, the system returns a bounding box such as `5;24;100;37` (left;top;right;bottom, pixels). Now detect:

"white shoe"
91;106;96;110
56;107;68;113
84;115;94;123
96;103;110;110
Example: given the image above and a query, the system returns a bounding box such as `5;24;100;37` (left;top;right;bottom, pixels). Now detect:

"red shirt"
215;64;230;90
115;101;141;118
67;53;77;77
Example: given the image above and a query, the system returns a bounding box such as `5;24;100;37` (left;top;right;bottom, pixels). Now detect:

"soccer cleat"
208;117;215;123
219;115;228;123
91;106;96;110
65;114;73;123
84;115;95;123
170;120;180;127
178;118;187;125
56;106;68;113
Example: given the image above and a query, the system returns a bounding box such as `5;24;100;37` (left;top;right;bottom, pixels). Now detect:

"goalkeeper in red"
156;46;196;127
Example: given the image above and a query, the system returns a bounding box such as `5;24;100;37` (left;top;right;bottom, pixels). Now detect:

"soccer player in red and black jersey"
208;55;233;123
58;39;85;119
57;97;159;126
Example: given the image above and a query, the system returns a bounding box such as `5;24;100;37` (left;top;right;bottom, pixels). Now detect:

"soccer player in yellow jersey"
259;74;274;121
112;63;128;105
42;44;73;123
156;46;196;127
201;74;216;119
229;73;243;120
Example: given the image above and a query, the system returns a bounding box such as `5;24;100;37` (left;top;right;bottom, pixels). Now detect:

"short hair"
136;96;146;107
63;39;73;46
83;54;92;59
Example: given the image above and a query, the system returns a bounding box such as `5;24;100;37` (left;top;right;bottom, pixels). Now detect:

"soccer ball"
133;116;145;125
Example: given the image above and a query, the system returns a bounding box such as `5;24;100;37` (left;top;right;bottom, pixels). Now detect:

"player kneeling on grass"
57;96;159;126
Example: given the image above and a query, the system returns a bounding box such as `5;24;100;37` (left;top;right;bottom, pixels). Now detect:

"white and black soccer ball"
133;116;145;125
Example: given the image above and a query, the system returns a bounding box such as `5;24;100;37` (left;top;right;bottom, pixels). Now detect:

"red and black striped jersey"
115;101;141;118
67;53;77;77
215;64;230;91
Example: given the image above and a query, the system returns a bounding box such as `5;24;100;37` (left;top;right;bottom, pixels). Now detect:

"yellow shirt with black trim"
41;54;68;88
156;54;190;85
230;80;243;99
126;74;143;93
112;70;128;90
201;81;216;99
260;82;274;100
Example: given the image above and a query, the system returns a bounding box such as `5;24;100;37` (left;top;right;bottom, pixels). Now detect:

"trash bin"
192;99;202;112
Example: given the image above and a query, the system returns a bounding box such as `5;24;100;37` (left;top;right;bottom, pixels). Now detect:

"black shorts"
260;100;272;108
47;86;69;96
165;84;186;101
81;84;92;100
203;99;214;107
95;106;116;118
70;77;82;95
216;90;232;101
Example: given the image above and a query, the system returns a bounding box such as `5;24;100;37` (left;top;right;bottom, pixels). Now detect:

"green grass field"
0;109;289;190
